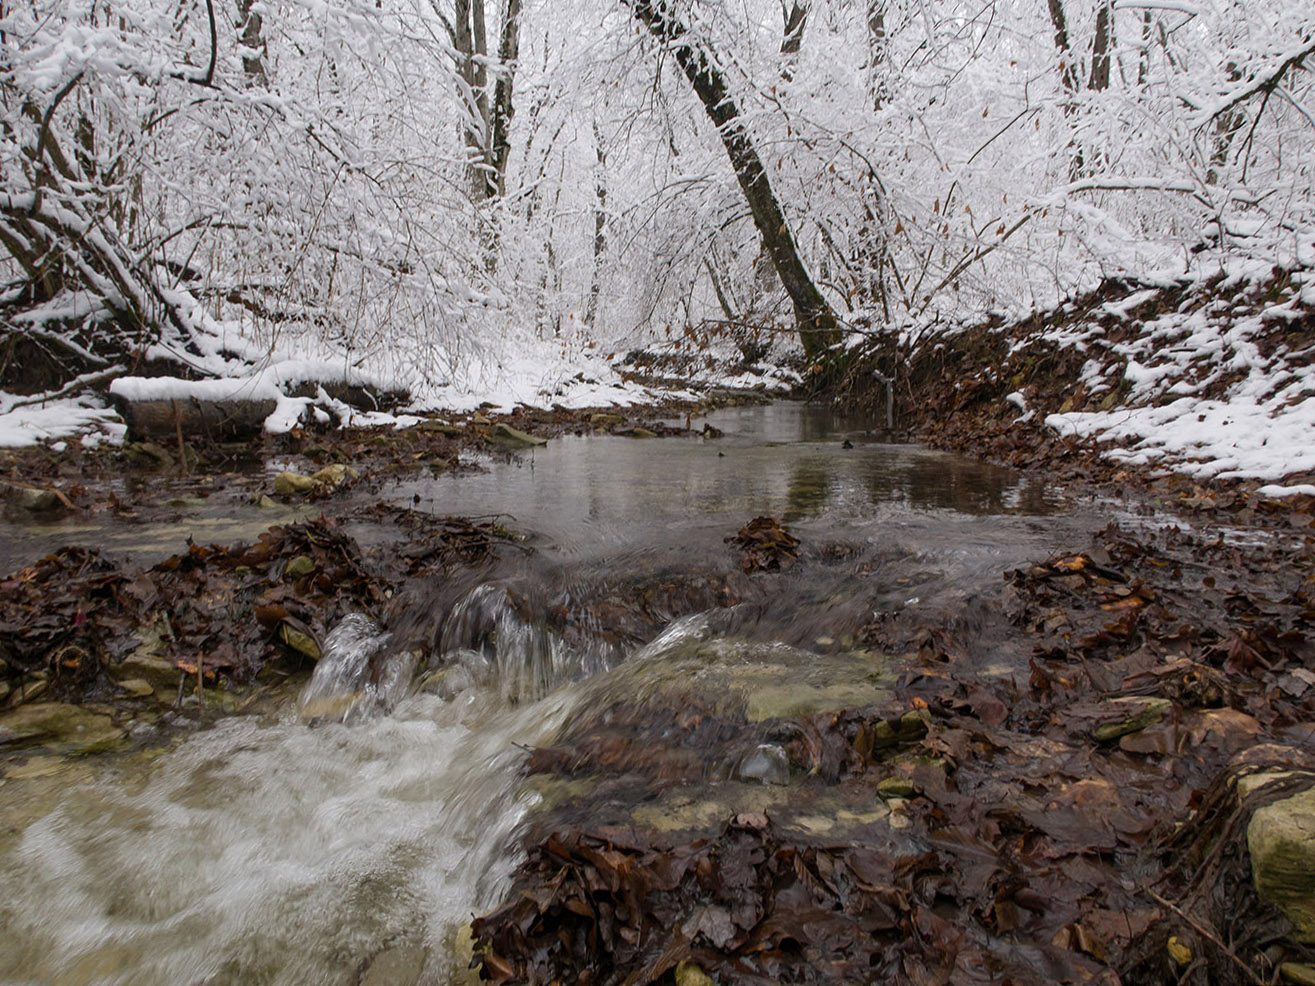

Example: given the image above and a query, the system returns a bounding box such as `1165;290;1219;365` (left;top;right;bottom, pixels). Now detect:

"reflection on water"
0;401;1091;986
396;403;1059;558
0;403;1053;572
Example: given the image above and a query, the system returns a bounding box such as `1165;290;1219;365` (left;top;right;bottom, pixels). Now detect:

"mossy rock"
489;423;548;448
1248;785;1315;942
0;702;126;755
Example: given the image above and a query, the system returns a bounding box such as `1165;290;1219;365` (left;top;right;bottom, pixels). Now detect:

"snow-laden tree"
0;0;1310;398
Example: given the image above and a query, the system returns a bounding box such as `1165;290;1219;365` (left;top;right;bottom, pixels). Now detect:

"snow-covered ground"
4;257;1313;498
0;327;796;449
1038;262;1315;494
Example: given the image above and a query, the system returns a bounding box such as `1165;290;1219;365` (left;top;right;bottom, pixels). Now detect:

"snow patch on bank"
1040;264;1315;489
0;396;126;448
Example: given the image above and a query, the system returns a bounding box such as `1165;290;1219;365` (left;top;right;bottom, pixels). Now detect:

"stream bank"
0;394;1312;984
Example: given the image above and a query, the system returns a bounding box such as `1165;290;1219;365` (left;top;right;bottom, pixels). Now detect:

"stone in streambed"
1093;696;1170;742
0;703;125;755
1282;963;1315;985
675;963;715;986
489;423;547;448
738;744;789;785
117;678;156;698
310;463;359;488
279;620;322;661
877;776;918;799
0;480;63;512
274;471;317;495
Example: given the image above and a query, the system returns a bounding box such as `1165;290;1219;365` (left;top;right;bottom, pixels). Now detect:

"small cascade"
297;614;415;723
428;582;618;703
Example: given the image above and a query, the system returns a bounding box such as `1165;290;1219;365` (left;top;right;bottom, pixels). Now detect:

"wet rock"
489;423;548;448
745;673;887;721
675;962;715;986
1093;696;1170;743
1281;962;1315;985
274;470;317;495
876;776;917;799
0;702;125;754
117;678;156;698
310;463;359;488
0;480;64;512
359;944;427;986
126;441;175;467
279;620;322;661
1248;785;1315;942
629;427;658;438
113;626;182;693
853;710;929;760
13;673;49;704
254;494;279;509
738;744;790;785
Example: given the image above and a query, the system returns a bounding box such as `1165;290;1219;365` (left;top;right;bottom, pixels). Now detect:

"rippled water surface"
0;403;1114;986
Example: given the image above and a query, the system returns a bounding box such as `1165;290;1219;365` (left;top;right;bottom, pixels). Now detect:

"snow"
0;397;126;448
1039;260;1315;485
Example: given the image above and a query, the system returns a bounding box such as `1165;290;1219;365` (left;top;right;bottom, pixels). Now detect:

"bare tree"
437;0;521;202
623;0;839;364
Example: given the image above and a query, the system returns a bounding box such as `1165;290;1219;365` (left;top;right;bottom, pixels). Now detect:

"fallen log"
113;395;277;442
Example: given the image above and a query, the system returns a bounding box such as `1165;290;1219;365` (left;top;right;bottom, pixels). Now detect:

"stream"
0;403;1114;986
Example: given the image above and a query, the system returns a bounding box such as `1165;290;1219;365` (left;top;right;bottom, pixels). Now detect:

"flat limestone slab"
0;702;126;755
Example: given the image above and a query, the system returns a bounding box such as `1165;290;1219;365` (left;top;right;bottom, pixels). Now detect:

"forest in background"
0;0;1312;404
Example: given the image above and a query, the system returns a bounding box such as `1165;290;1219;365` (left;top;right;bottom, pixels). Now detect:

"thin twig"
1144;887;1265;986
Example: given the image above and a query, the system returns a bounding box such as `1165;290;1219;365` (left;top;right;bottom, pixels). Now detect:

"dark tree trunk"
625;0;839;364
1088;0;1113;91
779;1;806;81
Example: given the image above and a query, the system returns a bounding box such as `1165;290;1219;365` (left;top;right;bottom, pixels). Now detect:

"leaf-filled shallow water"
2;403;1312;985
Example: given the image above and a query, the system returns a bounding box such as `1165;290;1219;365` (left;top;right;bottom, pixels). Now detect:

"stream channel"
0;403;1112;986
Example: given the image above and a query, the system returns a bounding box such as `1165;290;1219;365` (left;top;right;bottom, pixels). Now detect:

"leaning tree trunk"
625;0;840;365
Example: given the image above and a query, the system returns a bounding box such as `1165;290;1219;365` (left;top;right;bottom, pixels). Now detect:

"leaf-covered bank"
835;264;1315;494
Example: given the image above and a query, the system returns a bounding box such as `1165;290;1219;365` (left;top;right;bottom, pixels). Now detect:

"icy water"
0;404;1104;986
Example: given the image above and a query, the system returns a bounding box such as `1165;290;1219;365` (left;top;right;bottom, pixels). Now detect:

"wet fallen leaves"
0;509;517;698
726;517;800;573
475;519;1315;986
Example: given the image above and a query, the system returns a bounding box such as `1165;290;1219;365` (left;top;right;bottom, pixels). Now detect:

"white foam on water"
0;688;574;986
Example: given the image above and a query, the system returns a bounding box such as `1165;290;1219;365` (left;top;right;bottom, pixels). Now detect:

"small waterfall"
429;582;618;703
297;614;415;724
0;688;576;986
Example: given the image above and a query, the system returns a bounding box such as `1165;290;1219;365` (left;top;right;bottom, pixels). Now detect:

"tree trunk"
236;0;269;86
624;0;839;364
1045;0;1085;179
585;122;607;328
779;1;806;82
442;0;519;204
1088;0;1113;92
866;0;890;110
489;0;521;198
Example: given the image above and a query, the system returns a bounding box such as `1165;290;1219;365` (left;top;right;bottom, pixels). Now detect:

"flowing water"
0;403;1110;986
